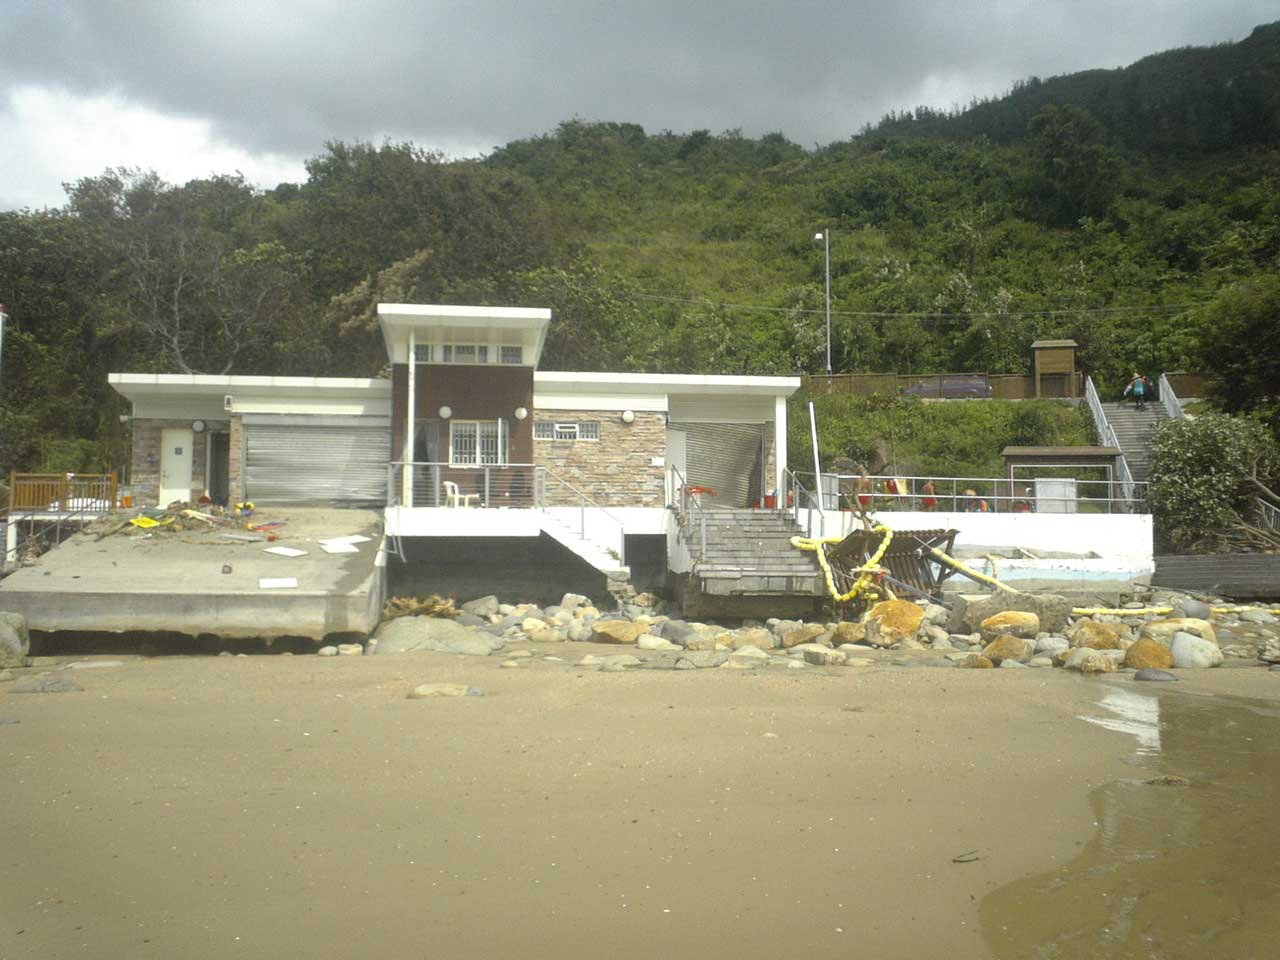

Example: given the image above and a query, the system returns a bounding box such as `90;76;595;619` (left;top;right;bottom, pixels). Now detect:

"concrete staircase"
1100;402;1168;482
539;514;630;584
683;507;824;610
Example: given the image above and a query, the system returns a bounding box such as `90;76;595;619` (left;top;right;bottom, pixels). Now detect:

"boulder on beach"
832;621;866;646
948;592;1069;634
1069;620;1125;650
1170;632;1224;669
1140;618;1217;648
863;600;925;648
979;611;1039;642
1064;648;1116;674
981;634;1030;665
374;617;505;656
0;612;30;669
590;620;648;645
781;624;826;649
1123;637;1174;670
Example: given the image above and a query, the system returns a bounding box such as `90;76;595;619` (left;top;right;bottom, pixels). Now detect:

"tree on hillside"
1196;275;1280;434
1026;104;1120;226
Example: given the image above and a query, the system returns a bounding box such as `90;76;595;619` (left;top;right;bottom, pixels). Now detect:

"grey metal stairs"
688;507;824;599
1100;402;1167;483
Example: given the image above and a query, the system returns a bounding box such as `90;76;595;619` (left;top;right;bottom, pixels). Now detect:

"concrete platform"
0;508;385;641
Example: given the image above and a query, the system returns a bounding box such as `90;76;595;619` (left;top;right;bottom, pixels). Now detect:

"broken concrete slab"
946;591;1070;634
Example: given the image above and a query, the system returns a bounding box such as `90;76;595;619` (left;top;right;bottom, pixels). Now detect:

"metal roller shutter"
244;418;390;504
669;422;764;508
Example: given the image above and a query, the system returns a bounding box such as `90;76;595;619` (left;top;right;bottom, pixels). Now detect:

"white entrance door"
159;428;194;506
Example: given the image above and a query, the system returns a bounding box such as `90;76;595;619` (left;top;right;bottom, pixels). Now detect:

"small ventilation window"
499;345;523;364
534;421;600;441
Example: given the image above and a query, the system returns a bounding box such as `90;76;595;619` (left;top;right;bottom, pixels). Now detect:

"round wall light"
438;405;453;420
621;409;636;424
513;406;528;421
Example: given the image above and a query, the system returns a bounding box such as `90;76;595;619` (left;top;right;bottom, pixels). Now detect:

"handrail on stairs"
1258;497;1280;533
666;463;707;560
1157;373;1186;422
784;468;825;538
1084;376;1138;508
535;465;626;565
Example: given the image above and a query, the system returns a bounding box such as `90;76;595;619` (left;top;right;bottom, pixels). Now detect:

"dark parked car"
901;374;992;399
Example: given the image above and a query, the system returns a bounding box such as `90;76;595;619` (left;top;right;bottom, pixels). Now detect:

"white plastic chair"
443;480;480;508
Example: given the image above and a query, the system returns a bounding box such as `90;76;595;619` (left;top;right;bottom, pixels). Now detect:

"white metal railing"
1085;375;1138;506
537;466;626;565
386;461;625;563
387;461;539;508
667;463;708;561
792;471;1149;514
783;468;826;536
1158;373;1186;422
1259;497;1280;533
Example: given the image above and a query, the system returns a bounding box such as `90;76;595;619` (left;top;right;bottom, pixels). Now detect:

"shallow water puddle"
982;688;1280;958
1077;688;1162;756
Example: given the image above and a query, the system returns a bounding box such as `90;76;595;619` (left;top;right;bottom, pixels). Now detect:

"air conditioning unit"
223;395;234;411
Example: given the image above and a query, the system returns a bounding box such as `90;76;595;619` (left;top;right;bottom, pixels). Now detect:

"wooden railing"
6;472;118;516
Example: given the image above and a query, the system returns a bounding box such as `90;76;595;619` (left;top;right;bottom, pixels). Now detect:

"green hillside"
1;22;1278;473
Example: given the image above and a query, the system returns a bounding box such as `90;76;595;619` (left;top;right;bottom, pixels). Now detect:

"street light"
812;230;831;374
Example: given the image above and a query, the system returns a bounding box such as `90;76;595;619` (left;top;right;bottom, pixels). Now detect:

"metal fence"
792;472;1148;515
802;372;1080;400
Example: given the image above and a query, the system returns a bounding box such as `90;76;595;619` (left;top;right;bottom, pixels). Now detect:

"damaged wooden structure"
824;527;961;603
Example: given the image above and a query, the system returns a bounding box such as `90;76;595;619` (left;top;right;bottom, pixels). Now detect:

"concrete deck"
0;508;385;641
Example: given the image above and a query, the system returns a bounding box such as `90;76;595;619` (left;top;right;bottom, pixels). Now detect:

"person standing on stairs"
1123;372;1151;411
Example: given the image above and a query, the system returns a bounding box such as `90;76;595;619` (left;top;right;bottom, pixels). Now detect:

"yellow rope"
924;546;1021;593
791;525;894;603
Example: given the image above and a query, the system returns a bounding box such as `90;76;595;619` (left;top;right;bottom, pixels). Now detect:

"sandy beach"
10;648;1273;959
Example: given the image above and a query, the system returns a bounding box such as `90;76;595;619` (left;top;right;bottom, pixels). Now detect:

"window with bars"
534;421;600;441
450;420;508;465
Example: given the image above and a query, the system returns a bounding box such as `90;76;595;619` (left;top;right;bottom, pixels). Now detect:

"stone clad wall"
533;410;665;507
228;415;244;505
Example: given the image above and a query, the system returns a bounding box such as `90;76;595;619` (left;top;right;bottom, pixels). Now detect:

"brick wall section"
228;415;244;505
130;419;221;506
533;410;666;507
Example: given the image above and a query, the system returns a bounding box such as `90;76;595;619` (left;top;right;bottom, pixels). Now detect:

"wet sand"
1;650;1274;959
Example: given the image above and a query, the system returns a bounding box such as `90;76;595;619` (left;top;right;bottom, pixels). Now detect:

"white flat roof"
377;303;551;322
377;303;551;366
108;373;390;399
535;371;801;397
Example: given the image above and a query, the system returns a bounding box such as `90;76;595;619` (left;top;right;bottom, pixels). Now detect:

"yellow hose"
925;546;1021;593
791;525;894;603
791;523;1274;616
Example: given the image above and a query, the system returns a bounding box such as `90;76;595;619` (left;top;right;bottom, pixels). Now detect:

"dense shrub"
1147;414;1280;552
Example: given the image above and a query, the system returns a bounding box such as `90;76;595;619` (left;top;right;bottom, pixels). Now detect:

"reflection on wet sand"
982;687;1280;958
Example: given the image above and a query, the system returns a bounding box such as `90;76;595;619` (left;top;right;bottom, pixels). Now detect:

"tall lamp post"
812;230;831;374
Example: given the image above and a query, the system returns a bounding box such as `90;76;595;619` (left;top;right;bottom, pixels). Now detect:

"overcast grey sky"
2;0;1275;209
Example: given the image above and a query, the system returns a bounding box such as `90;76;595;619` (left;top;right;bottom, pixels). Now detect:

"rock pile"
352;587;1280;677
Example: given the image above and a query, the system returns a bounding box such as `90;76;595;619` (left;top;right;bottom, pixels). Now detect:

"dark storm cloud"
3;0;1276;156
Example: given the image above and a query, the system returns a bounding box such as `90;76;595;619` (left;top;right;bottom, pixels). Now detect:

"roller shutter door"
668;422;764;508
244;417;390;504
